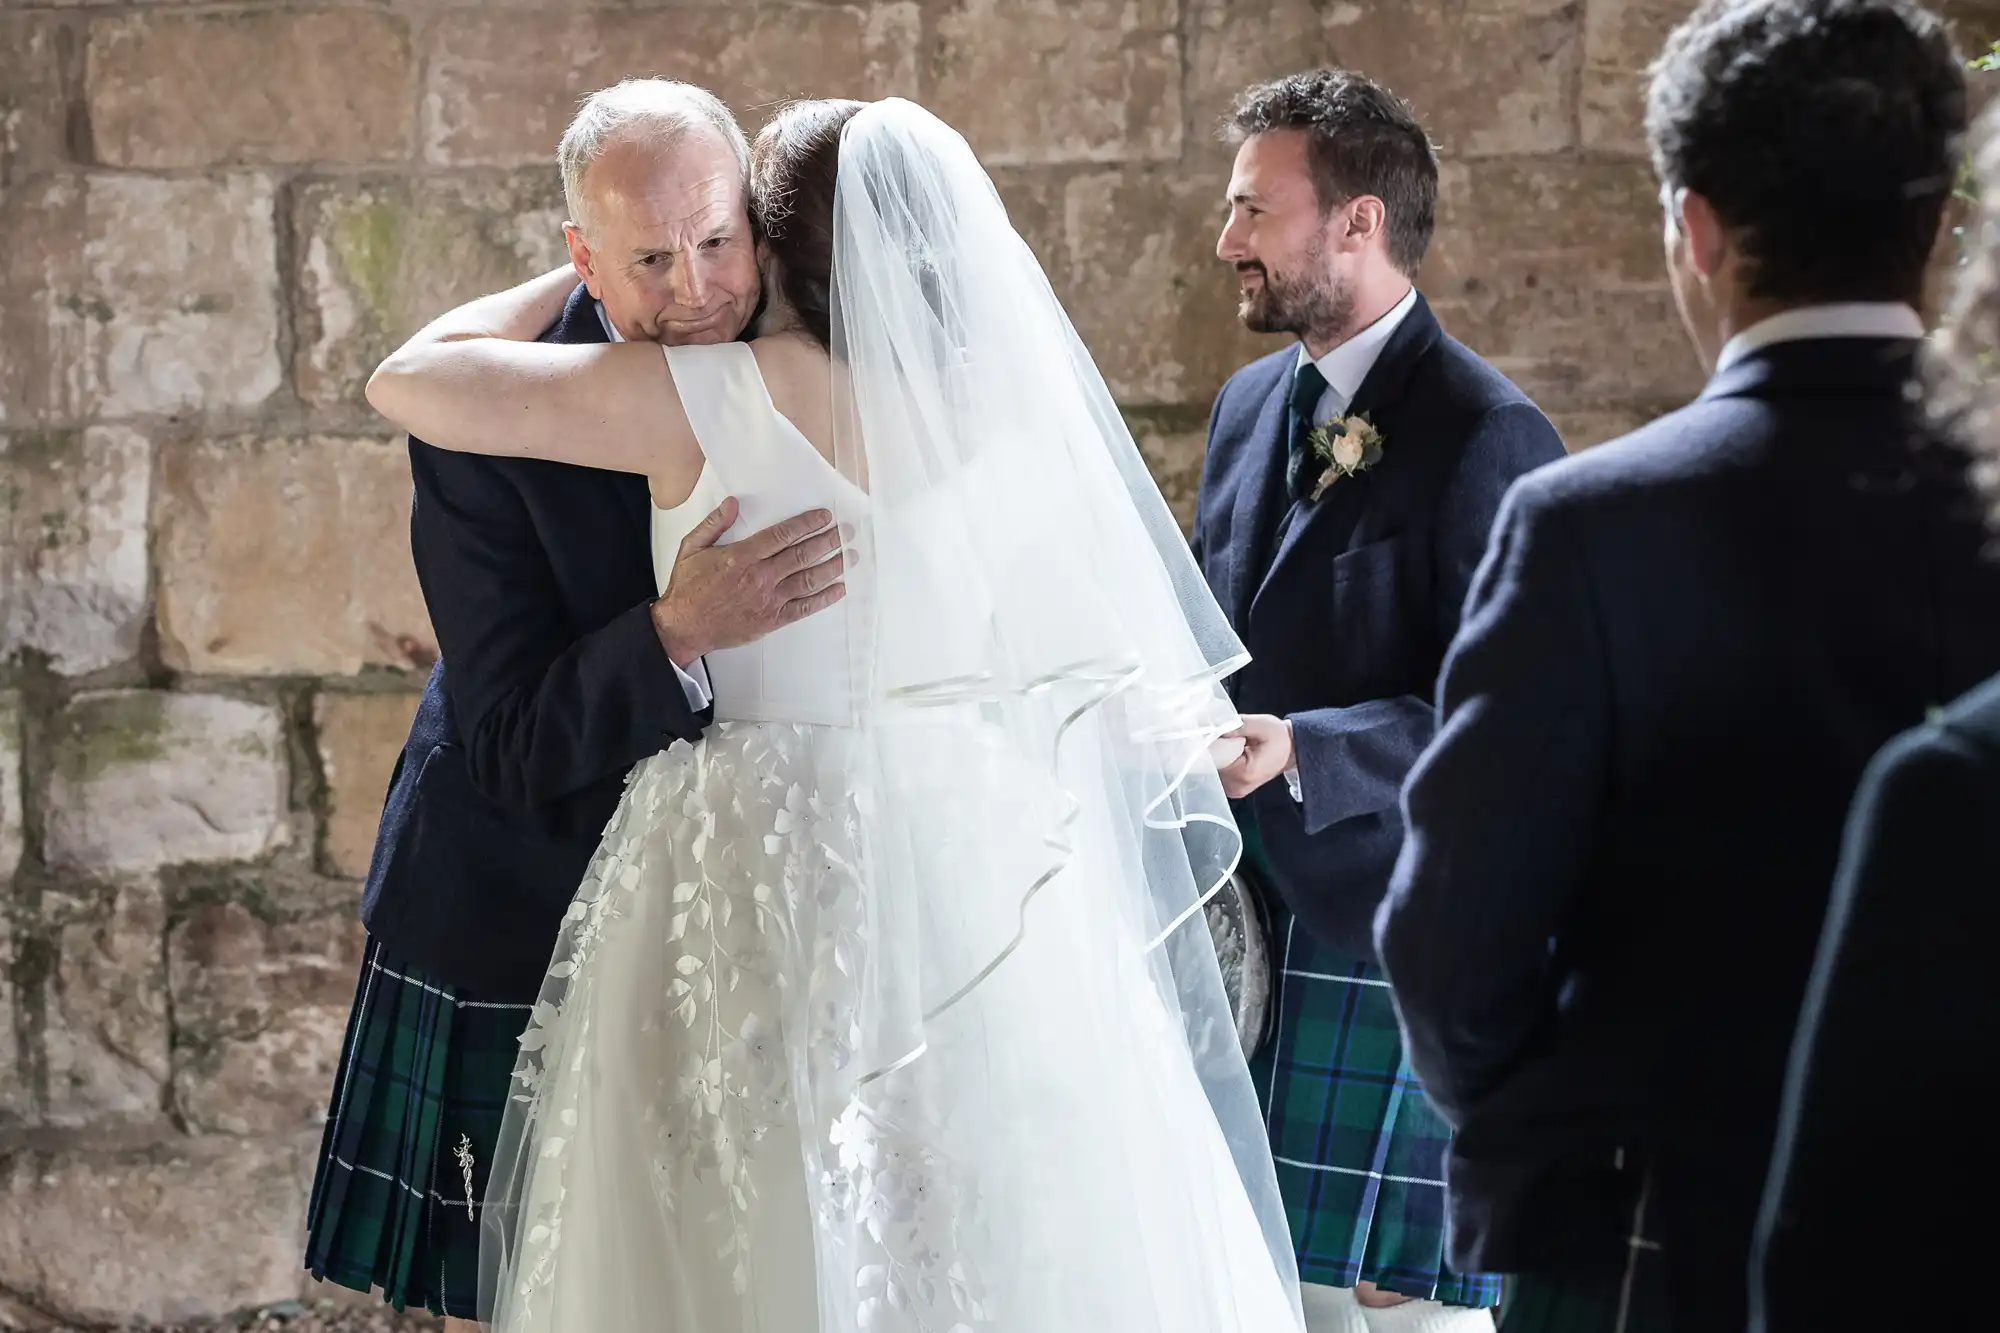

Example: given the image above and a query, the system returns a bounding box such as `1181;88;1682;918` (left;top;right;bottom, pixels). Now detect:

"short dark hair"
1646;0;1967;306
751;99;867;350
1223;68;1439;275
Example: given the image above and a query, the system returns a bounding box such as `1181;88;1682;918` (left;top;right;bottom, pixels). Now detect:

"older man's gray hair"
559;79;751;236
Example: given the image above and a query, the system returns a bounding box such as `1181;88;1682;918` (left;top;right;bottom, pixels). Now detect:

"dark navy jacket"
359;287;708;999
1192;291;1564;962
1754;671;2000;1333
1378;336;2000;1331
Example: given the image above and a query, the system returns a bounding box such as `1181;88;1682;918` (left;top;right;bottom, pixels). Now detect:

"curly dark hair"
1929;102;2000;529
1646;0;1966;306
750;98;867;350
1223;68;1438;276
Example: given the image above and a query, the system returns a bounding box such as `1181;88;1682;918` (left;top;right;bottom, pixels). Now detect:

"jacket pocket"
1328;537;1412;682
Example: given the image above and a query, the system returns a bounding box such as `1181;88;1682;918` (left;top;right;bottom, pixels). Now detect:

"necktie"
1286;359;1331;499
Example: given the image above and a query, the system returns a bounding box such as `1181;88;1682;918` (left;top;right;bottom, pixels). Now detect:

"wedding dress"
479;99;1304;1333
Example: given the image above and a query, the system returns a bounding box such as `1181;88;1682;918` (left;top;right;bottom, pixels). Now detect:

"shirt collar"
595;300;625;343
1295;285;1419;412
1715;302;1924;374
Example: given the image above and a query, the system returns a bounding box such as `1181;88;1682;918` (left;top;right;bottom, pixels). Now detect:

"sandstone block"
1186;0;1335;143
1328;0;1584;158
0;1132;313;1325
0;14;82;185
1126;416;1209;535
932;0;1181;166
316;692;421;881
1;425;151;675
293;174;568;408
44;692;289;875
170;901;365;1136
0;907;20;1129
1060;168;1288;407
1551;407;1657;451
154;436;434;677
0;691;20;884
0;173;280;424
988;167;1066;285
1583;2;2000;153
423;4;919;166
1580;0;1691;154
1424;158;1705;408
1428;157;1667;291
1435;282;1703;409
39;878;170;1128
87;10;413;168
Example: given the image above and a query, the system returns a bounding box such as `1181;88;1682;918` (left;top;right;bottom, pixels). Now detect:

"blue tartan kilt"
1243;827;1499;1308
303;937;534;1319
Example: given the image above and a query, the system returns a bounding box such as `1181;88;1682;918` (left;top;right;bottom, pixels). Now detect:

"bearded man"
1192;68;1563;1333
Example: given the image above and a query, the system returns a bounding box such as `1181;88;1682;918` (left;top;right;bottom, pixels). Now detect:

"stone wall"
3;0;1996;1324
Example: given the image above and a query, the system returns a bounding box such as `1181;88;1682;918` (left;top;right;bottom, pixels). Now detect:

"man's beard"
1235;244;1351;347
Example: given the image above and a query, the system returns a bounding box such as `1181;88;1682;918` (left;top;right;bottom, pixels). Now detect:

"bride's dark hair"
752;99;867;350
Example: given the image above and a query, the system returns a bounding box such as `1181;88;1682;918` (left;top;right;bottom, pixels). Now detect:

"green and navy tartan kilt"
1497;1257;1673;1333
1242;822;1500;1309
304;936;533;1319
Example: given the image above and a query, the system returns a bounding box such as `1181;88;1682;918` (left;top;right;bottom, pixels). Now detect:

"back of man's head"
1646;0;1967;306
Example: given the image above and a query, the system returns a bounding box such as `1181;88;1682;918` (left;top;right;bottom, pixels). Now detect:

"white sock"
1300;1283;1372;1333
1360;1294;1496;1333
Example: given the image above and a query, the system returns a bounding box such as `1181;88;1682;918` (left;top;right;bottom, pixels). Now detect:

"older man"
302;80;836;1328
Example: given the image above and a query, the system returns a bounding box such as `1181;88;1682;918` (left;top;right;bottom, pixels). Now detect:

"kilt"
1497;1255;1673;1333
304;937;533;1319
1497;1175;1672;1333
1243;818;1499;1308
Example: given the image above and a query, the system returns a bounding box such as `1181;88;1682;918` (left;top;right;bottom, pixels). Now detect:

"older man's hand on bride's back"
649;497;847;667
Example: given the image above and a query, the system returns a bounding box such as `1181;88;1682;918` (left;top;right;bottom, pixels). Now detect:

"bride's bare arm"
364;266;700;492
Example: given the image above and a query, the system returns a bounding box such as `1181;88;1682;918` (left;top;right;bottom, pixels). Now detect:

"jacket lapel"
1256;292;1443;596
1226;369;1296;633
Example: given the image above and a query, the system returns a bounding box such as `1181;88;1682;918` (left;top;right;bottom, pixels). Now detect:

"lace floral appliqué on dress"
488;723;990;1333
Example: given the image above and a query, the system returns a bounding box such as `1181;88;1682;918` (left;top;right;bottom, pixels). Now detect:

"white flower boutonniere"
1305;414;1386;501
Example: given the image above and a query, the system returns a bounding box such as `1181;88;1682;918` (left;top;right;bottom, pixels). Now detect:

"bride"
364;96;1303;1333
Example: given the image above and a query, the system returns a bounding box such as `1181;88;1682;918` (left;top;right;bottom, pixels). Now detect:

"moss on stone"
330;195;407;328
56;693;173;784
2;428;82;472
58;294;114;324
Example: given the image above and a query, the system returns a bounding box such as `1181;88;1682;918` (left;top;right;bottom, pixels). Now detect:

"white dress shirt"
1714;301;1925;373
1294;284;1420;424
596;302;714;712
1279;286;1420;801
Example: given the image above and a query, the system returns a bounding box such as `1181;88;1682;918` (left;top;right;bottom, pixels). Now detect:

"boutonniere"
1305;414;1386;500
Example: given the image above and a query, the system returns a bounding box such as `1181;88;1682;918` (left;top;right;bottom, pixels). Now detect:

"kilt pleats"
1243;815;1500;1308
304;938;531;1318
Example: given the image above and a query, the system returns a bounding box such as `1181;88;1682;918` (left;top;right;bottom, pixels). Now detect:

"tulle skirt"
480;720;1303;1333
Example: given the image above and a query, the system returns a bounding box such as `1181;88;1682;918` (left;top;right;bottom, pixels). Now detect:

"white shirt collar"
1293;285;1418;423
595;300;625;343
1715;302;1924;374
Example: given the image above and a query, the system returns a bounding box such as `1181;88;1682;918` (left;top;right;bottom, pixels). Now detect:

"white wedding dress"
480;100;1304;1333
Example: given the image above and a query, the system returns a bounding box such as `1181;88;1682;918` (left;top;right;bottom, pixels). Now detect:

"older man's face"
564;127;761;345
